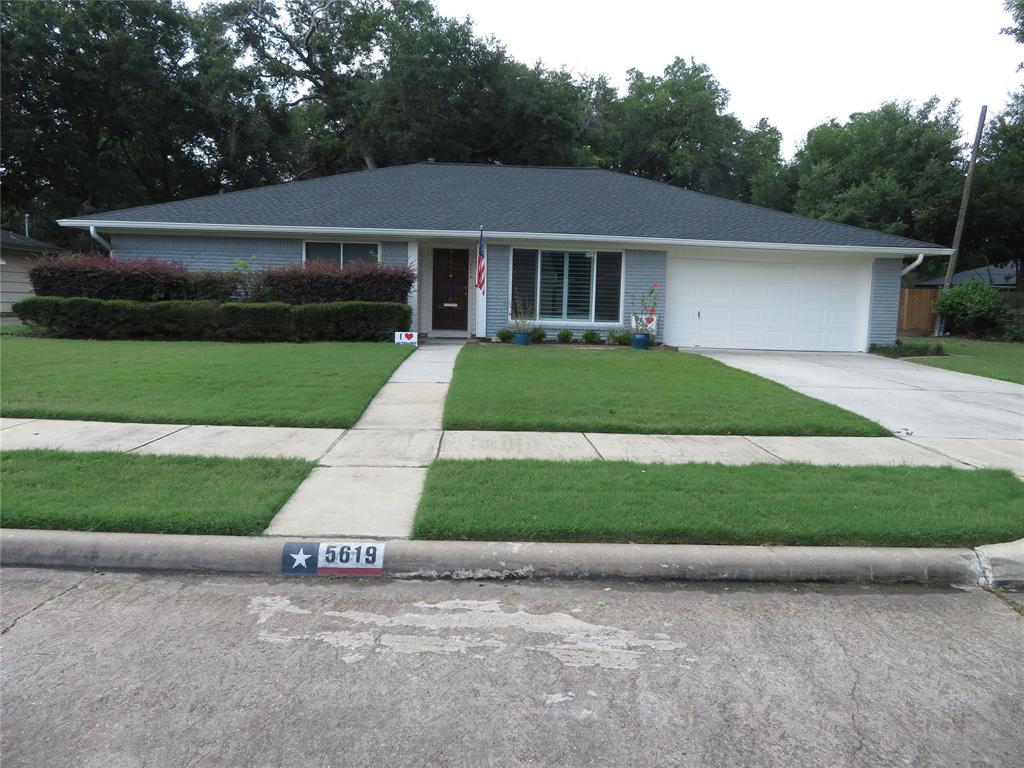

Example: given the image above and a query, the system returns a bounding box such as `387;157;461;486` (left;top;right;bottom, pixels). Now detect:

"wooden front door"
432;248;469;331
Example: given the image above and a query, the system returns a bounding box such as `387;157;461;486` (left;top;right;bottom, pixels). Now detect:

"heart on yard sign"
404;332;414;340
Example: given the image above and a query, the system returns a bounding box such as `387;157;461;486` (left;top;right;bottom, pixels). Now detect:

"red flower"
652;282;660;289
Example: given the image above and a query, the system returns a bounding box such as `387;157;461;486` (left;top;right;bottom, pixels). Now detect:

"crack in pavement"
832;629;867;764
1;572;94;635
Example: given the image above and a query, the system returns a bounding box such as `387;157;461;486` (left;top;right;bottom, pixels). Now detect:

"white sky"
432;0;1021;155
184;0;1021;157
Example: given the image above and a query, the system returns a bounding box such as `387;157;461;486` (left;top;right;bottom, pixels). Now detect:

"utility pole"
934;104;987;336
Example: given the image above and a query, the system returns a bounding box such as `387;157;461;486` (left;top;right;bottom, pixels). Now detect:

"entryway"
431;248;469;332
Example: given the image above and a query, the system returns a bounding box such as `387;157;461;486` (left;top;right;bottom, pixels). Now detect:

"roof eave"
57;219;954;256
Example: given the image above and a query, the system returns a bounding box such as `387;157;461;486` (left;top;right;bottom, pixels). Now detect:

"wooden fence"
898;288;939;335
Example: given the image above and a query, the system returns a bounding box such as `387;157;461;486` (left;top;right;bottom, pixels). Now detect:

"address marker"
282;541;385;577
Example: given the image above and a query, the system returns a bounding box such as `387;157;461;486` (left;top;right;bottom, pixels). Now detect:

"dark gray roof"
63;163;947;250
0;229;58;252
916;263;1018;288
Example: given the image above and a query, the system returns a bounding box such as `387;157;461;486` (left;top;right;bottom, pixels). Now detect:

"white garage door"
665;257;871;352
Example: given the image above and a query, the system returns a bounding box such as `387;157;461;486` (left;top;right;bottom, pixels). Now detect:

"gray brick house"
59;162;951;351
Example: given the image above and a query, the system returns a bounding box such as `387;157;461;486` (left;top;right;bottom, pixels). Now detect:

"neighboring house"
0;230;59;313
57;163;952;352
915;264;1018;290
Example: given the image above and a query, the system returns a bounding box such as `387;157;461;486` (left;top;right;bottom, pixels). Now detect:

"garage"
664;255;872;352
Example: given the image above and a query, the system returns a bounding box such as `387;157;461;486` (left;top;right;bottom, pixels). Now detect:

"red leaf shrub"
29;255;189;301
257;261;416;304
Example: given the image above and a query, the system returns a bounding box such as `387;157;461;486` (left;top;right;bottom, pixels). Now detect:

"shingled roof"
60;162;949;252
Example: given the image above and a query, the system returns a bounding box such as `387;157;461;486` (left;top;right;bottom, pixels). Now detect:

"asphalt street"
1;568;1021;767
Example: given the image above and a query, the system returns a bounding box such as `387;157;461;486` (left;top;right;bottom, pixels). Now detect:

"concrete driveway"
695;349;1024;440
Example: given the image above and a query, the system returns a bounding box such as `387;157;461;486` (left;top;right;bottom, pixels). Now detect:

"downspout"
89;226;112;253
901;253;924;276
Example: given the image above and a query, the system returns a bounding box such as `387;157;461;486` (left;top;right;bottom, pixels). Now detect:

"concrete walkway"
694;349;1024;439
264;341;462;538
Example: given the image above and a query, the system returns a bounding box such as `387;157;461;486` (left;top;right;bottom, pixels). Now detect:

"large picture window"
510;248;622;324
304;241;381;267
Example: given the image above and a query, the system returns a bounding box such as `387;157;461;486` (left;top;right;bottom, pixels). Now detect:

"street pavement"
1;567;1021;767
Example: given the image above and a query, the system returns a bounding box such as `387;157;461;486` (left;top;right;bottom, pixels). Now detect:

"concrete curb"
2;528;1009;586
974;538;1024;589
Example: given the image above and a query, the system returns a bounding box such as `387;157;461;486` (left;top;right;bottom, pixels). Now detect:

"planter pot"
631;333;651;350
513;331;531;346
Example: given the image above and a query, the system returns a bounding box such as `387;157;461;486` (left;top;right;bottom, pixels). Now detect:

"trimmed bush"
13;296;410;343
933;281;1009;337
529;326;547;343
557;329;573;344
30;255;195;301
257;261;416;304
581;329;603;345
496;328;514;343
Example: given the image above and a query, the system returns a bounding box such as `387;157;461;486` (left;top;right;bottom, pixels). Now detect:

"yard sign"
394;331;418;345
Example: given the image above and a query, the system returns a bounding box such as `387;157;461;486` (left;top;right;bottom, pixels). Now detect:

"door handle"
698;310;701;319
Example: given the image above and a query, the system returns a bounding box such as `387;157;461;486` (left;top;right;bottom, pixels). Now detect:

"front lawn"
0;450;313;535
901;337;1024;385
443;345;888;436
413;460;1024;547
0;337;412;427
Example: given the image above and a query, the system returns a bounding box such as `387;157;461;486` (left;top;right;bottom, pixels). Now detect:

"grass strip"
0;450;313;535
413;459;1024;547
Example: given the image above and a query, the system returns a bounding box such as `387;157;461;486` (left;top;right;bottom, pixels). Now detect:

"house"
57;163;952;352
0;230;59;313
915;263;1018;291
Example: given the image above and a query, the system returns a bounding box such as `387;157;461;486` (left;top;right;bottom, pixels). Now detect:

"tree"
790;99;964;247
0;0;285;246
593;58;787;202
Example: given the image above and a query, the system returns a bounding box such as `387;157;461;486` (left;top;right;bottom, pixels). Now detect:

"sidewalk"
2;341;1022;540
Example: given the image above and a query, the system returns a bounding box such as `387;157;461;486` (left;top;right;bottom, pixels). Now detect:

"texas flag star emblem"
282;542;319;575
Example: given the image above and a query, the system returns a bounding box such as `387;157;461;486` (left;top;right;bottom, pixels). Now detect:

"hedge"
29;254;416;305
29;255;239;301
257;260;415;304
13;296;411;342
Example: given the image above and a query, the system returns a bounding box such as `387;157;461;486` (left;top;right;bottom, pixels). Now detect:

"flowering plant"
631;281;659;334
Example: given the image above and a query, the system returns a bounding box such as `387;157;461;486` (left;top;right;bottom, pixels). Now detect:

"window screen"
305;242;341;266
511;248;538;315
593;252;622;322
343;242;379;265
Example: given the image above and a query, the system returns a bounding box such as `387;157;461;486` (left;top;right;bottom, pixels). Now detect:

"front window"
510;248;622;323
304;241;380;267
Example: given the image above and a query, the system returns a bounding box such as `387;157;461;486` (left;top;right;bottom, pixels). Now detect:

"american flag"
475;226;486;295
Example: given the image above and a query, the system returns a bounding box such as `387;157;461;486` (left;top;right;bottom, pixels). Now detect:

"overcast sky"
432;0;1021;156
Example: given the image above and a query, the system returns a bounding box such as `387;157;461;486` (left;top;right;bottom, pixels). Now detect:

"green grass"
901;337;1024;384
413;460;1024;547
0;336;413;427
443;345;888;436
0;450;314;535
0;323;30;335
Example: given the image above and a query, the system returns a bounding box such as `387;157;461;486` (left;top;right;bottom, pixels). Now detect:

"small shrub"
496;328;514;343
529;326;547;343
609;328;632;346
581;329;603;345
557;329;573;343
871;339;946;358
933;281;1009;337
257;261;415;304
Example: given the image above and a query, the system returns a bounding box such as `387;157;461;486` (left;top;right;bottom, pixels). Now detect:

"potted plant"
509;294;534;345
630;281;659;349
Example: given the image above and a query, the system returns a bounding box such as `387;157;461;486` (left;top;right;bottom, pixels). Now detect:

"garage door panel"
666;257;868;352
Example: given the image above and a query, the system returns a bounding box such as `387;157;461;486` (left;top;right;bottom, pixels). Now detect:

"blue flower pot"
631;333;651;350
513;331;531;345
